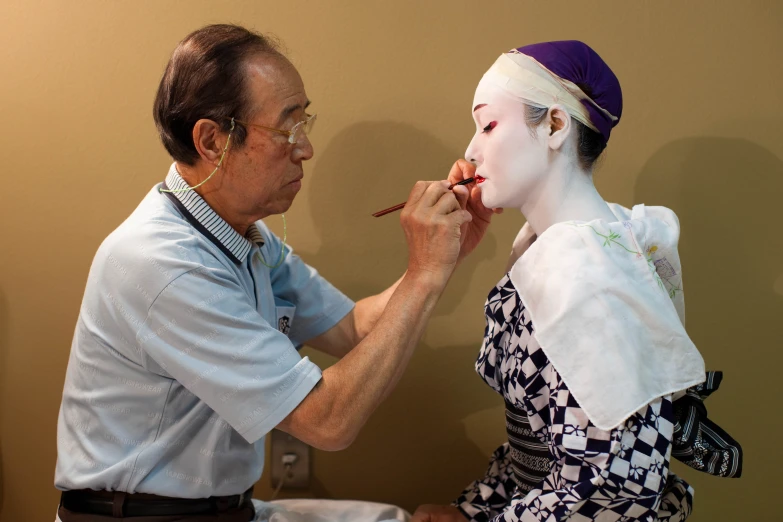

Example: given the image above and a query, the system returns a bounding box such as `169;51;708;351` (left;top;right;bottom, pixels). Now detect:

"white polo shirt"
54;164;354;498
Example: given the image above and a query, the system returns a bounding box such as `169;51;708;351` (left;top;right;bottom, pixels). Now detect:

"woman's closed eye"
482;121;497;133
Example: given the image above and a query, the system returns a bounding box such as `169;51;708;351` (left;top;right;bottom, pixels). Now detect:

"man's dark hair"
153;24;284;165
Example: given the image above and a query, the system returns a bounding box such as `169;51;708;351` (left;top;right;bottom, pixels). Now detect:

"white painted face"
464;79;550;210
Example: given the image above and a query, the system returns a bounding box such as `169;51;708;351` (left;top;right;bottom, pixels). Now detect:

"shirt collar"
160;164;264;264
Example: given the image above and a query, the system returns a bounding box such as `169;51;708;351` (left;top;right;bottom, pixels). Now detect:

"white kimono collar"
507;204;705;430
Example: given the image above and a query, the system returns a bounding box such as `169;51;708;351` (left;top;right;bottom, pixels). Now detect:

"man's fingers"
469;186;484;207
405;181;431;208
406;177;478;216
455;209;473;226
417;180;451;209
446;159;476;185
433;191;461;216
430;192;472;230
469;185;500;217
452;185;469;211
441;205;473;227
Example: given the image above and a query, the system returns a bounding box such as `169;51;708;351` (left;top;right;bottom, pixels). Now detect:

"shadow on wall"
0;288;8;516
298;122;503;509
304;120;497;312
634;137;783;519
305;342;501;510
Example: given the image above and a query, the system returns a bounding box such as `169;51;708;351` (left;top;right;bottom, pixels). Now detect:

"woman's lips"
475;175;486;184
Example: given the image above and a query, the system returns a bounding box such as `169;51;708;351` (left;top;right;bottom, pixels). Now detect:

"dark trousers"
57;505;254;522
58;489;255;522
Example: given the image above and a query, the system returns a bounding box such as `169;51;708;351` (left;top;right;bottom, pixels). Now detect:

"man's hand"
400;180;472;290
411;505;468;522
447;159;502;263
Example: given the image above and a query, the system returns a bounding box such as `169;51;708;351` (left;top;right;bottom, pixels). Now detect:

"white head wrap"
479;51;619;135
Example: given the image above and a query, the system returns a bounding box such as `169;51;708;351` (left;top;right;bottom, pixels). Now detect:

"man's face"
221;54;313;219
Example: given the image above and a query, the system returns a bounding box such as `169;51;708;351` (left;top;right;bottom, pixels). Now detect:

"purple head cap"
515;41;622;144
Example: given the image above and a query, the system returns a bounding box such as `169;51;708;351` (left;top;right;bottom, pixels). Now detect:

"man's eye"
482;122;497;133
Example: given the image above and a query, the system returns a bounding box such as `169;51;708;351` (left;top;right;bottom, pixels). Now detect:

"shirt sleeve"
263;228;355;347
136;264;321;445
453;443;518;522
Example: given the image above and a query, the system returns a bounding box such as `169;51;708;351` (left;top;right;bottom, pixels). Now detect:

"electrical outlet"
270;429;310;489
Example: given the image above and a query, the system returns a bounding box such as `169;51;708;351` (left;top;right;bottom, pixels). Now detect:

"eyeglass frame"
229;113;317;145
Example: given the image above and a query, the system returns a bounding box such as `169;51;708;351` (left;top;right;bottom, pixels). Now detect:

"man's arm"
275;181;472;451
306;274;404;358
308;160;497;359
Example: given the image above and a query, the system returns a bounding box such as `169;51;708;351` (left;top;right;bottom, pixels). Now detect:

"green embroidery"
576;224;638;254
659;274;681;299
572;222;682;298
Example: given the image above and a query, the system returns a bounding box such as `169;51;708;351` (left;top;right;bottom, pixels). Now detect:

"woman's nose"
464;136;480;166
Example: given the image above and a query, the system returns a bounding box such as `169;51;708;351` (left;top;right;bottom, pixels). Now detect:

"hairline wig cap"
479;41;622;143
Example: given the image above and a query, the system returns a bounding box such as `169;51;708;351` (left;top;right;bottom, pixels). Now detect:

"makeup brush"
372;178;475;217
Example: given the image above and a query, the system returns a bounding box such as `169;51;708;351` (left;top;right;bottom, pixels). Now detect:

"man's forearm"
303;273;405;359
323;270;442;445
278;177;471;450
277;270;443;450
352;272;406;343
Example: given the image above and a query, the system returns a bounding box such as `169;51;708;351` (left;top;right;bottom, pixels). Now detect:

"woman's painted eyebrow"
473;103;487;112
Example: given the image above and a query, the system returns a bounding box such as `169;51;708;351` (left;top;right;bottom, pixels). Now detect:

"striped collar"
160;164;264;264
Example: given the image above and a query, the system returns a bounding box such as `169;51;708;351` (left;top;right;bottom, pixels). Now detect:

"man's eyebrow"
473;103;487;112
278;100;311;124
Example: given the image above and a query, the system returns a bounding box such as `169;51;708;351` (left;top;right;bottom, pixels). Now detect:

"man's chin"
273;196;296;215
258;190;298;218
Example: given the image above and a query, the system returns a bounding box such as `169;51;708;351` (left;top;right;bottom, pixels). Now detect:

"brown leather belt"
60;487;254;517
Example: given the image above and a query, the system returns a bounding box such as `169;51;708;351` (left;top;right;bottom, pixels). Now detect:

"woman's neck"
520;161;616;236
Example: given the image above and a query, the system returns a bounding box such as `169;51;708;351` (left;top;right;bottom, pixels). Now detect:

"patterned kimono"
453;275;741;522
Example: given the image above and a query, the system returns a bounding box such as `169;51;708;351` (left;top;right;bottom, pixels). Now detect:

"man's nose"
293;134;314;161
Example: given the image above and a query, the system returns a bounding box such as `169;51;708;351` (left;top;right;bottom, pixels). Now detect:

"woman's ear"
546;104;572;151
192;119;225;165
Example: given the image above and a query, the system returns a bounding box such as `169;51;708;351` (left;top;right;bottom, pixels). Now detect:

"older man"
54;24;494;522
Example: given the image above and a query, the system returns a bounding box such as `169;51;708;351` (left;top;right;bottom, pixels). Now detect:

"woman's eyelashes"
482;121;497;133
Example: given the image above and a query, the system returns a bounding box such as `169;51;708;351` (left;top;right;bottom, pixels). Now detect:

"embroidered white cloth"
252;499;410;522
507;203;705;430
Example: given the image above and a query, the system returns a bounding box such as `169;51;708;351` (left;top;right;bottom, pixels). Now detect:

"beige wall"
1;1;781;520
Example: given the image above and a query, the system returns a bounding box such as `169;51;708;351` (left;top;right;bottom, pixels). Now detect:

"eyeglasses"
232;113;317;145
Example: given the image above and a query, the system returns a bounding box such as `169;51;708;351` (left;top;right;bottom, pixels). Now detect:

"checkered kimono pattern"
453;275;694;522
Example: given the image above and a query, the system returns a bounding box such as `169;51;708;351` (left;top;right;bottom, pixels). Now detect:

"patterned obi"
504;399;551;493
503;371;742;496
672;371;743;477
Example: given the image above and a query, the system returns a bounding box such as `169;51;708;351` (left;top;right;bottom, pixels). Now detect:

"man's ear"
192;119;225;165
546;104;572;152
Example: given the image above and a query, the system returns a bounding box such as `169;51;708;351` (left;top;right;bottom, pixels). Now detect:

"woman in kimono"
412;41;742;522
